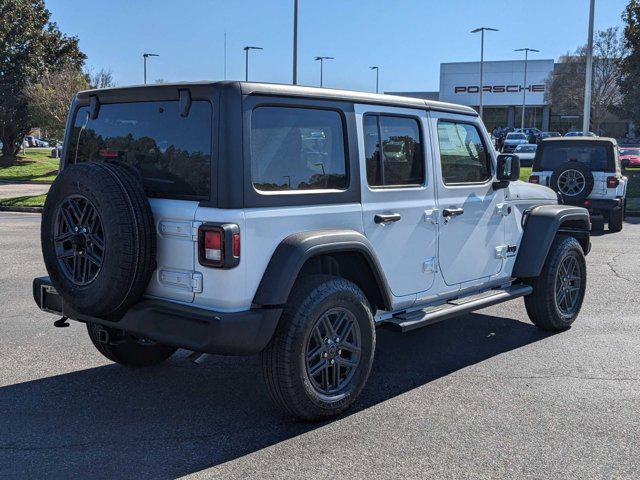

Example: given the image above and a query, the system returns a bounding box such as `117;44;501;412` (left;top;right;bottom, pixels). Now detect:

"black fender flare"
512;204;591;278
252;229;393;309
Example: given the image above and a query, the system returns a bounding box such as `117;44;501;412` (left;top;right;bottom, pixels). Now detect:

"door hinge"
423;257;438;273
159;269;203;293
496;203;512;217
424;209;439;224
191;221;202;241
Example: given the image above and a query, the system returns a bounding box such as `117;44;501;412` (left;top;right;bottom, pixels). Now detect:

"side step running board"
381;284;533;333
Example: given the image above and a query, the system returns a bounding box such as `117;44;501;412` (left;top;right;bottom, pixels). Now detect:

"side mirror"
496;154;520;181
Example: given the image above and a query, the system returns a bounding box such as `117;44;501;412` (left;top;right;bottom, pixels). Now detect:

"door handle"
442;208;464;218
374;213;402;224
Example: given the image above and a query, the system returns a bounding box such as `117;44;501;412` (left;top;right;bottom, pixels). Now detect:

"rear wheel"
261;275;375;421
608;206;624;233
87;323;176;367
524;235;587;331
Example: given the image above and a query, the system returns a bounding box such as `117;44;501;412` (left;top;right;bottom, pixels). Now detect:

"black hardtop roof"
76;80;478;116
541;136;617;145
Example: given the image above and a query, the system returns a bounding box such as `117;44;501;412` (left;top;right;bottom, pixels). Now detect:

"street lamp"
293;0;298;85
314;56;334;87
142;53;159;84
583;0;595;134
515;48;540;130
243;46;263;82
370;66;380;93
471;27;498;120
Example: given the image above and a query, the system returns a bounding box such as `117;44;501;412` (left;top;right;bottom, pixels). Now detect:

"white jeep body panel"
163;106;562;316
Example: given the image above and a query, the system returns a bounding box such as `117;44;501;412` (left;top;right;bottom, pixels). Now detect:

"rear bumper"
33;276;281;355
585;198;623;212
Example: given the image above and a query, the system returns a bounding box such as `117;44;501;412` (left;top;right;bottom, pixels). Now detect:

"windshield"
506;133;526;140
620;148;640;156
515;145;536;152
534;141;615;172
70;100;213;200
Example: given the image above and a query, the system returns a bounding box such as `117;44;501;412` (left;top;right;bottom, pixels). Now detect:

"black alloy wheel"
305;306;362;397
54;195;105;286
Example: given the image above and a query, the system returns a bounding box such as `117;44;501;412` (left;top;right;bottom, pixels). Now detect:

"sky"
46;0;629;93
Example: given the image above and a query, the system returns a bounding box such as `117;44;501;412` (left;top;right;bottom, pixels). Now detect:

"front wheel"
524;235;587;331
87;323;177;367
261;275;375;421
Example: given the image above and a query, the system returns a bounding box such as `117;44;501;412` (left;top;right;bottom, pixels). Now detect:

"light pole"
143;53;159;84
293;0;298;85
314;56;334;87
370;66;379;93
583;0;595;134
243;46;263;82
471;27;498;120
515;48;539;130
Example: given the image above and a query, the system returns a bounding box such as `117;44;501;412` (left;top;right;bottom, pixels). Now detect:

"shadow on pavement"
0;312;552;479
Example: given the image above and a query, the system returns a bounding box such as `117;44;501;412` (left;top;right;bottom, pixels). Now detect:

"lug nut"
330;359;335;365
323;352;328;358
338;349;342;355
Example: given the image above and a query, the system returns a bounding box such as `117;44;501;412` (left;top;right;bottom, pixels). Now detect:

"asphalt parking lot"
1;211;639;479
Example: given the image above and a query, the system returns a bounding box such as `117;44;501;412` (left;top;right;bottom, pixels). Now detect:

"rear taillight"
198;224;240;268
529;175;540;184
607;176;619;188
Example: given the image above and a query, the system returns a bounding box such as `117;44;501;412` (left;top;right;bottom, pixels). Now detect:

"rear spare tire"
549;161;594;204
41;162;156;318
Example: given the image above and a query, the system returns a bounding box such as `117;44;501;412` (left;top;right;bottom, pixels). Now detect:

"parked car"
34;138;50;147
540;131;562;140
502;132;528;152
513;143;537;166
23;135;36;147
33;81;591;421
618;146;640;169
529;137;627;232
565;131;597;137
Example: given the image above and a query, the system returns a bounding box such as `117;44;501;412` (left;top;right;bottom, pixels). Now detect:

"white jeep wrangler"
529;137;627;232
34;82;591;420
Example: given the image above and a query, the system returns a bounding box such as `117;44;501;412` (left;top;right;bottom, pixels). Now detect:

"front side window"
363;114;424;187
250;106;347;192
437;121;491;184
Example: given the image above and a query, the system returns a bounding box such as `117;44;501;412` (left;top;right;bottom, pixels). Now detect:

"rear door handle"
374;213;402;224
442;208;464;218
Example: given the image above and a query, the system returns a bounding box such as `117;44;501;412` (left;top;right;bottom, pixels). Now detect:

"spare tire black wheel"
549;161;594;204
41;162;156;319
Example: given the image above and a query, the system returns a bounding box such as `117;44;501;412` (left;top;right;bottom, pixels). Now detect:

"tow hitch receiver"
54;316;70;328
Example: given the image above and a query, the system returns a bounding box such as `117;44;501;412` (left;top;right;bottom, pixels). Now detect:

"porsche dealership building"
391;59;630;137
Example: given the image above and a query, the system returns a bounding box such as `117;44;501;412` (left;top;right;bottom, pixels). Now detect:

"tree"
619;0;640;136
88;68;116;89
545;27;626;134
24;67;89;140
0;0;86;157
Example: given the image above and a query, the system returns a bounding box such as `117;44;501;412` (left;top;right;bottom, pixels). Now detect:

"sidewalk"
0;182;50;200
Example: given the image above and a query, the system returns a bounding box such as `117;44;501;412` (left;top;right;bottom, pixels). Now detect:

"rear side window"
363;114;424;187
71;100;212;199
250;106;347;192
437;121;491;184
534;141;615;172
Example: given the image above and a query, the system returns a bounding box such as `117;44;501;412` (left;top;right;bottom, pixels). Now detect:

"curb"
0;180;53;185
0;206;43;213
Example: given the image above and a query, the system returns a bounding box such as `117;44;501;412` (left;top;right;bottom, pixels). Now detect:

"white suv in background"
34;82;591;420
529;137;627;232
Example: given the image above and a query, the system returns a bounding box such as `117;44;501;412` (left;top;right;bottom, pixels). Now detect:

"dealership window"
363;114;424;187
250;106;348;192
437;121;491;184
